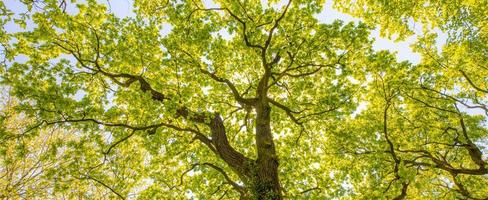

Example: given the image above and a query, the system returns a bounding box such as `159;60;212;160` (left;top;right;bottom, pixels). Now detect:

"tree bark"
209;106;282;199
252;99;282;199
251;64;282;199
209;114;252;181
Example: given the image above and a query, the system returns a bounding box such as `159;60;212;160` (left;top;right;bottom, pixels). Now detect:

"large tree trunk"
252;100;282;199
205;106;282;199
205;66;282;199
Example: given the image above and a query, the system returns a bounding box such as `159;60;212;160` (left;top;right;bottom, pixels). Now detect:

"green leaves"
1;0;487;199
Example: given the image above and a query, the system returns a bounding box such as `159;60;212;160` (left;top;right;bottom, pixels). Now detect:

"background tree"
334;1;488;199
1;0;487;199
0;88;149;199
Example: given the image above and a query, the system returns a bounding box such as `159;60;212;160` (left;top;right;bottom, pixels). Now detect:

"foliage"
0;0;487;199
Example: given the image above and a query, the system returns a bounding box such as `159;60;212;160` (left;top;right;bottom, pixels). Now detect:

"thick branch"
208;114;252;179
458;117;486;169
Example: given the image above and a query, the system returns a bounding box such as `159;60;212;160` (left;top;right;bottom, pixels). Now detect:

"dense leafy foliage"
1;0;487;199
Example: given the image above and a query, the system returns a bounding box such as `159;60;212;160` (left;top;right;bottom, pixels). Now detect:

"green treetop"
1;0;487;199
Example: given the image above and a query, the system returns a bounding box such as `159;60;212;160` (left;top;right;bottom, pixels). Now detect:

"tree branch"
85;175;125;200
459;70;488;93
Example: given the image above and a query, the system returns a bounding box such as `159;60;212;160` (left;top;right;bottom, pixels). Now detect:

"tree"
1;0;487;199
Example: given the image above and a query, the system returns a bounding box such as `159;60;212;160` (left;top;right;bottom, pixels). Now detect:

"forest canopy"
1;0;487;199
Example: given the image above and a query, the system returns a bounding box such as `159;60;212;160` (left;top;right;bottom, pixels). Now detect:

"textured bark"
209;114;252;180
247;65;282;199
209;108;282;199
252;100;281;199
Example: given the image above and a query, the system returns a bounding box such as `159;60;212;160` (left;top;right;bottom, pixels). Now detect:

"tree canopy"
1;0;487;199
